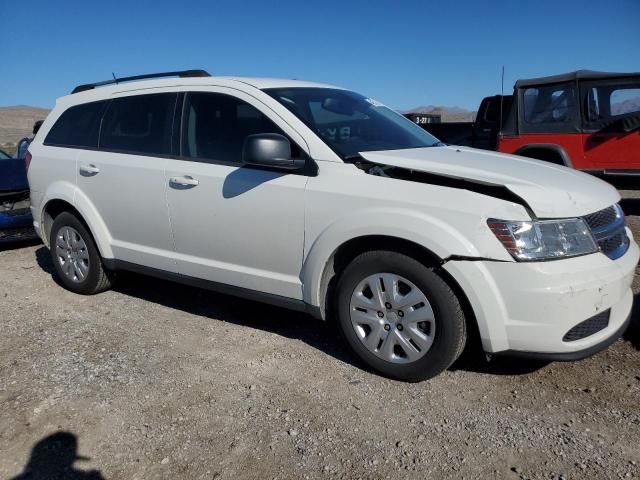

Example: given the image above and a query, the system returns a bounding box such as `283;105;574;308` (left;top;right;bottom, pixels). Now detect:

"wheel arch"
306;233;473;325
41;190;113;258
514;143;573;167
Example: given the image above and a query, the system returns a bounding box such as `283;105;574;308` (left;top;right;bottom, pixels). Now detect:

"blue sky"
1;0;638;111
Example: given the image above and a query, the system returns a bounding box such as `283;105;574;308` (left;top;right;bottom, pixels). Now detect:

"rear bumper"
444;230;639;357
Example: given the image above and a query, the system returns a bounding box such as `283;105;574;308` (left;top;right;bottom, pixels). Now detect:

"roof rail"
71;69;211;94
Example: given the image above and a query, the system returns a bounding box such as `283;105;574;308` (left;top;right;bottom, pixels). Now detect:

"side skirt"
102;259;322;318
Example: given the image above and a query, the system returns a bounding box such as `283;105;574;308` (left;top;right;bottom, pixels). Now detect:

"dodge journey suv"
27;70;639;381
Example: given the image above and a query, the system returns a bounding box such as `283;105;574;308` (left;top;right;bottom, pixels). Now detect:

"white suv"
27;70;638;381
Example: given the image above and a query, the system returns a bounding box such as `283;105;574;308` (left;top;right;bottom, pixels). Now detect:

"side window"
610;87;640;116
44;101;107;148
181;93;298;163
583;82;640;129
100;93;176;155
520;83;578;133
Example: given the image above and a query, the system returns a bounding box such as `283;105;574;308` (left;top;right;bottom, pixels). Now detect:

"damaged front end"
0;190;34;240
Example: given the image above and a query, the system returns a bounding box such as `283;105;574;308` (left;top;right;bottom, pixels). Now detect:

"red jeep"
499;70;640;175
409;71;640;176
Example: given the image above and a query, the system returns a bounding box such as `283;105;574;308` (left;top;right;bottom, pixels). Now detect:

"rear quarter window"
44;101;108;148
100;93;177;156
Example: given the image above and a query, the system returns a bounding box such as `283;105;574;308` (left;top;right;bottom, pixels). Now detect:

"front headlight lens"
488;218;598;261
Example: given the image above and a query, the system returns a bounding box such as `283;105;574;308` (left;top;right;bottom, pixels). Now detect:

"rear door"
75;92;178;271
581;78;640;171
165;89;309;299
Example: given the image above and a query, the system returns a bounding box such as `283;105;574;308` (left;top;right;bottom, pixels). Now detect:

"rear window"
100;93;177;156
44;101;107;148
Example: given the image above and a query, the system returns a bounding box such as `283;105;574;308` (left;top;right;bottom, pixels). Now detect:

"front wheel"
49;212;113;294
336;251;467;382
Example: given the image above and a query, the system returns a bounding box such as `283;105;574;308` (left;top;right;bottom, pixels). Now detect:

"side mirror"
242;133;305;170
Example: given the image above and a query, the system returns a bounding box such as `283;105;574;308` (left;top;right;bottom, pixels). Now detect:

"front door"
581;79;640;171
165;90;309;299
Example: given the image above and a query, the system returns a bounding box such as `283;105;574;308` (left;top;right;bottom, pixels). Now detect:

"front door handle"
169;175;200;188
79;164;100;176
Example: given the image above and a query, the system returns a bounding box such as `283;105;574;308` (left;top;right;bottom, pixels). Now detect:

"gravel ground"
1;193;638;480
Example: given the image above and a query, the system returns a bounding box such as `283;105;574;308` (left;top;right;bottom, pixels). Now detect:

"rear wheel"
49;212;113;294
336;250;466;382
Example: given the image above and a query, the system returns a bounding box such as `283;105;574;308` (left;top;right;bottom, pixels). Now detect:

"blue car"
0;149;34;240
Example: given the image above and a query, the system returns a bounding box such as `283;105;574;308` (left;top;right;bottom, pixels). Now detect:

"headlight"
488;218;598;261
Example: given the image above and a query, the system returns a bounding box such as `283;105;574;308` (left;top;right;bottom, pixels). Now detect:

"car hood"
359;146;620;218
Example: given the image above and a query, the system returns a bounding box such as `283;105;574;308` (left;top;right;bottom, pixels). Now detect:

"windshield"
264;88;441;159
0;150;10;160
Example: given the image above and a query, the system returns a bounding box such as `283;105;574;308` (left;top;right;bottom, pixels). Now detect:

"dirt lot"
1;194;639;480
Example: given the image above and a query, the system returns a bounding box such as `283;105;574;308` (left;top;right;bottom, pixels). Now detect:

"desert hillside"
0;105;51;147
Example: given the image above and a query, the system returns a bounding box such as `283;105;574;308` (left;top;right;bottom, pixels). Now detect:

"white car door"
165;89;309;299
75;92;178;271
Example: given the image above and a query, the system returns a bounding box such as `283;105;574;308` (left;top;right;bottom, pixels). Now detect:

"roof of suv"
63;76;342;104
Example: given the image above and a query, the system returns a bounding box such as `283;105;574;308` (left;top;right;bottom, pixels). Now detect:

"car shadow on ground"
603;176;640;192
9;431;105;480
622;292;640;350
35;246;571;379
620;198;640;216
0;236;41;252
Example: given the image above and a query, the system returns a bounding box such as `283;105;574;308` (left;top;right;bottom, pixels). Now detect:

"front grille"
563;310;610;342
583;206;617;230
4;207;30;217
583;204;629;260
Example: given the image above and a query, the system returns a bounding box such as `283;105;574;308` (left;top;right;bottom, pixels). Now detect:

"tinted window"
100;93;176;155
44;101;107;148
181;93;294;163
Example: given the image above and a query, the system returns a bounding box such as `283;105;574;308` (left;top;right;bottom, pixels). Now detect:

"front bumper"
443;228;639;357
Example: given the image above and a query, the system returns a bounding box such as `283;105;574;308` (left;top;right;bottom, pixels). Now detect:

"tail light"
24;151;32;172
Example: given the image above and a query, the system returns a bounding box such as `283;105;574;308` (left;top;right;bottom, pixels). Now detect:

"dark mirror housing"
242;133;305;170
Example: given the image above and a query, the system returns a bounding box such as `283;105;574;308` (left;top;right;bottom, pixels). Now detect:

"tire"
336;250;466;382
49;211;113;294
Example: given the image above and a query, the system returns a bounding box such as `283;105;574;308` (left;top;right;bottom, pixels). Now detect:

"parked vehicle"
408;71;640;175
0;151;32;239
405;95;514;151
15;120;44;160
28;70;638;381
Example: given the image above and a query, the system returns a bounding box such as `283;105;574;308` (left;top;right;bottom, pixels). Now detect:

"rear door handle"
79;164;100;176
169;175;199;188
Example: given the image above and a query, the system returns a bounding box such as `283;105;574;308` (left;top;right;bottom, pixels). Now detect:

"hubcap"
55;226;90;283
349;273;436;364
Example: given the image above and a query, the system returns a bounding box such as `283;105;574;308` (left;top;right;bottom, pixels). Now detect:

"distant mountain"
0;105;50;145
611;98;640;116
401;105;476;122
